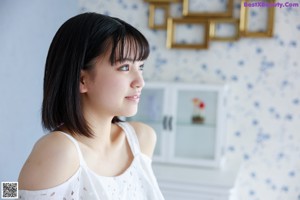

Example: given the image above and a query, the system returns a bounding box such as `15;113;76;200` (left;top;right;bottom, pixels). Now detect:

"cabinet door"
127;84;169;160
169;85;225;167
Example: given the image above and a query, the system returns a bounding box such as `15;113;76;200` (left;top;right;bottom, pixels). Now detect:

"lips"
125;94;141;102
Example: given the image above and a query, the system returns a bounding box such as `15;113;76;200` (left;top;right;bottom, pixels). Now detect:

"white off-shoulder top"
19;122;165;200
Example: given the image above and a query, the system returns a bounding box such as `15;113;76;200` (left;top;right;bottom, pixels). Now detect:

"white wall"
0;0;78;182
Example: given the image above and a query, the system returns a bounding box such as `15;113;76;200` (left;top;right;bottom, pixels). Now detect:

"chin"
125;112;138;118
122;109;138;118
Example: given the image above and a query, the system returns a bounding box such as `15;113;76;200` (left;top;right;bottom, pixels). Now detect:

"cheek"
96;76;125;100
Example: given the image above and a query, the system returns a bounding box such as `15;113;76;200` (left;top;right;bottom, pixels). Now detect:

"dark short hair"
42;12;150;137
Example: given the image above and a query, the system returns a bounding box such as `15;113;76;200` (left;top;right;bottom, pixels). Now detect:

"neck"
62;104;118;153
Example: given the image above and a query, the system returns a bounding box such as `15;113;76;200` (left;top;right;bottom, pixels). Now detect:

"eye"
118;64;129;71
139;64;144;71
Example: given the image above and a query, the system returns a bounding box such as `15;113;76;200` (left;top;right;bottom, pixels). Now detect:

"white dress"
19;122;165;200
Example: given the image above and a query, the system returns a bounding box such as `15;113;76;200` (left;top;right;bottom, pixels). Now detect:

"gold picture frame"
182;0;233;17
149;3;170;29
239;0;275;37
166;18;209;49
209;19;240;41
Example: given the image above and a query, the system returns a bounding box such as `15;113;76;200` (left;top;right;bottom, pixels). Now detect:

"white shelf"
153;161;240;200
128;82;228;168
128;82;237;199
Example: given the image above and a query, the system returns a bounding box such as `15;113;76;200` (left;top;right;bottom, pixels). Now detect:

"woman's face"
80;47;145;119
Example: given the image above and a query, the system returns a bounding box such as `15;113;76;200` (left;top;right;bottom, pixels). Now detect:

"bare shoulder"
18;131;79;190
128;121;157;158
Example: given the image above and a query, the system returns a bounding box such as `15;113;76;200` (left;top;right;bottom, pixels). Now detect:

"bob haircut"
42;12;150;137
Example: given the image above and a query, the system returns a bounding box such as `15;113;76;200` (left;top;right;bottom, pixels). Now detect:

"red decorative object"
192;98;205;124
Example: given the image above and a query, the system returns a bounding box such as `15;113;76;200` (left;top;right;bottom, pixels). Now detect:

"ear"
79;70;88;93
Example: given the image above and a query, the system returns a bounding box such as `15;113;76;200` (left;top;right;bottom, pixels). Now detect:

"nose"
131;70;145;90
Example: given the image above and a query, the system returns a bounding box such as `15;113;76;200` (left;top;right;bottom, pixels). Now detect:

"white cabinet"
128;82;239;200
128;82;228;168
152;161;239;200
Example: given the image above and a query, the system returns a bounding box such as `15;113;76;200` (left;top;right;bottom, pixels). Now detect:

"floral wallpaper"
79;0;300;199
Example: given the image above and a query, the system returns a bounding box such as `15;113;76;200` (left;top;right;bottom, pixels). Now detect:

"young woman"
18;12;165;200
